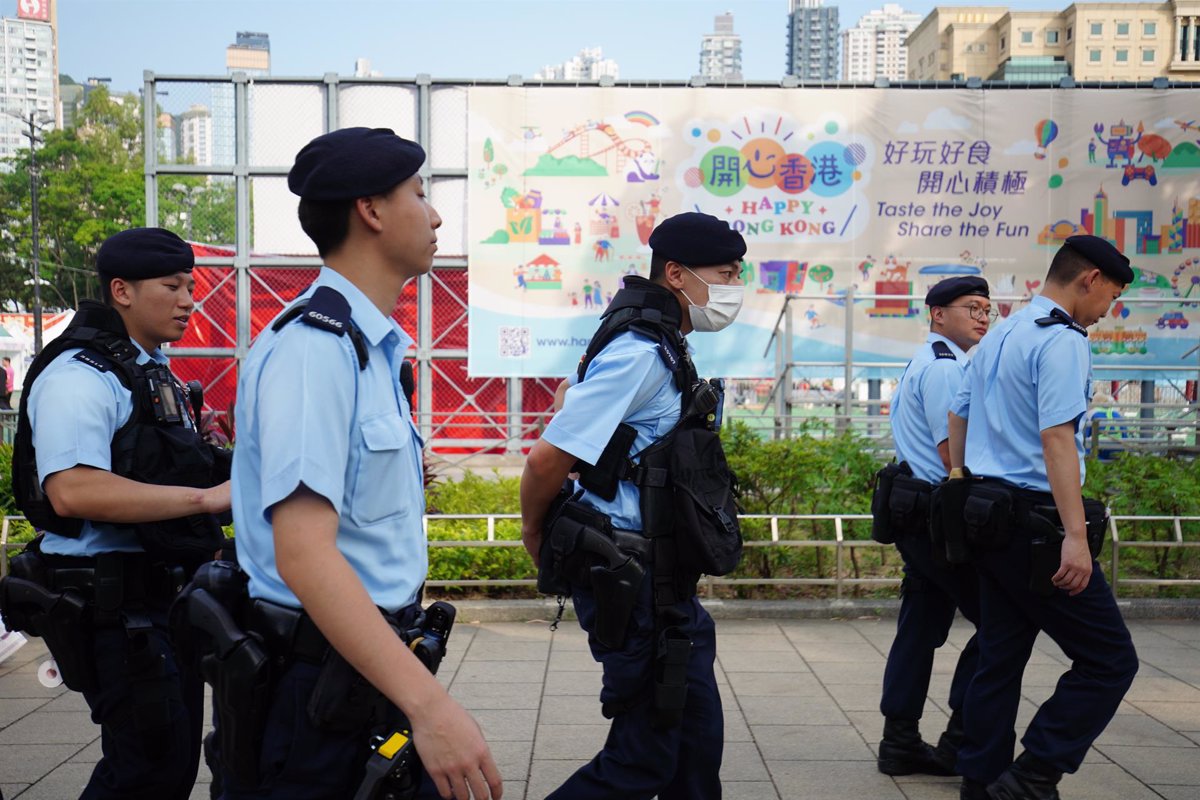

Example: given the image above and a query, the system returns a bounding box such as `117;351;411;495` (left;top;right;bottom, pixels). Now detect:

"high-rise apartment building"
700;13;744;81
0;10;57;166
179;104;213;166
907;2;1200;82
212;31;270;169
842;4;923;81
787;0;840;80
156;112;176;162
534;47;619;80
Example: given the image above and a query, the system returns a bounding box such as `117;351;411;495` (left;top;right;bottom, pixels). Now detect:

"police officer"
520;212;745;800
877;277;990;776
3;227;231;799
227;128;500;800
947;236;1139;800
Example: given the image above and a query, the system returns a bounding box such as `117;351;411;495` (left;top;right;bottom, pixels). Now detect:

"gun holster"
542;501;646;649
0;572;97;692
172;561;272;790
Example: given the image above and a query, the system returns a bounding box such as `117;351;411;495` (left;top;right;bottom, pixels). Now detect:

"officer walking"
0;227;231;799
947;235;1139;800
521;212;745;799
226;128;500;800
876;277;991;776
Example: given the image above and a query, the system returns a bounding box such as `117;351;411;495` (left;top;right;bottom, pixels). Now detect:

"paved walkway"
1;616;1199;799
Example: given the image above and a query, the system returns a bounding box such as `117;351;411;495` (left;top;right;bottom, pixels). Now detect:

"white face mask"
681;266;745;332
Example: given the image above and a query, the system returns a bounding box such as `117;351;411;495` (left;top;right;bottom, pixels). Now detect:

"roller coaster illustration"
548;121;659;181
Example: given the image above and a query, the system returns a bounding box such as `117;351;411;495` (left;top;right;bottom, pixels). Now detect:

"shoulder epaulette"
1035;307;1088;338
72;350;112;372
272;286;369;370
931;341;957;360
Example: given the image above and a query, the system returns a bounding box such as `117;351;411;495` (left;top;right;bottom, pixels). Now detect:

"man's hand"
1052;533;1093;596
409;693;503;800
521;523;542;567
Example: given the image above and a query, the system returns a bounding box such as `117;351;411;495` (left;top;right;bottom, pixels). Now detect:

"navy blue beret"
925;276;990;306
97;227;194;280
648;212;747;266
288;127;425;201
1062;235;1133;284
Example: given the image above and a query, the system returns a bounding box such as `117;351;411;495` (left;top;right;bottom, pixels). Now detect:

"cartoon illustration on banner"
467;87;1200;379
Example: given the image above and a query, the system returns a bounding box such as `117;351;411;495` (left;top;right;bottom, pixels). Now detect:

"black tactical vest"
12;301;229;564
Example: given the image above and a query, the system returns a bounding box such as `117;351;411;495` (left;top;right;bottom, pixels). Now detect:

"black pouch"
889;474;931;535
931;476;973;565
964;483;1014;550
668;426;743;576
537;486;580;595
307;648;385;733
1028;499;1108;560
870;461;908;544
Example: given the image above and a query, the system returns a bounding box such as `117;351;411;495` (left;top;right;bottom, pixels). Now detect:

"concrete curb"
441;597;1200;623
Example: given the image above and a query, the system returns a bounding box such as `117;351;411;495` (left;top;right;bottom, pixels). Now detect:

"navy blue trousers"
881;527;981;722
547;571;723;800
957;526;1138;783
77;606;204;800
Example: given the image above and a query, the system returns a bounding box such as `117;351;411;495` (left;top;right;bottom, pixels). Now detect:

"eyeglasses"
943;304;999;323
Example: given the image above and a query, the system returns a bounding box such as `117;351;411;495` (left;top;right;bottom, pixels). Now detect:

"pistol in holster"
172;560;271;789
0;542;98;693
539;497;645;650
1027;498;1109;597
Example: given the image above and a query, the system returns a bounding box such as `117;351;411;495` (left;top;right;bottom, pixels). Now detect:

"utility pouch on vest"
964;483;1014;551
575;423;638;502
930;475;974;565
651;623;691;730
536;486;579;596
667;426;743;577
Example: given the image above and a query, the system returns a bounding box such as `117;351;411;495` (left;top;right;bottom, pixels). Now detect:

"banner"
467;87;1200;379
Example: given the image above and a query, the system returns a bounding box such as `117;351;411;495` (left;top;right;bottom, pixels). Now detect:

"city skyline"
50;0;1077;103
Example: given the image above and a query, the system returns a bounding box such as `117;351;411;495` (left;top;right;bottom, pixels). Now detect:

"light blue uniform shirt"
542;330;683;531
950;295;1092;492
232;268;427;612
33;341;171;557
891;333;967;484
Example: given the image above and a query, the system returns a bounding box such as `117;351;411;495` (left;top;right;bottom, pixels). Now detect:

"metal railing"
10;512;1188;595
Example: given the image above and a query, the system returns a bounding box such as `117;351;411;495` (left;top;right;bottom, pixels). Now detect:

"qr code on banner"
498;326;531;358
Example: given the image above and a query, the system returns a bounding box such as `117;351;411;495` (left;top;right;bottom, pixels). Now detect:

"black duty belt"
247;599;331;665
42;552;186;605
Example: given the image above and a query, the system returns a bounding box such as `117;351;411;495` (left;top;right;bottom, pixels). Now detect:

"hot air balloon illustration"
1034;119;1059;160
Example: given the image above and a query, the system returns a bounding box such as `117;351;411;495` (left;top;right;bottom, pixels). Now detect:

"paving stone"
719;649;810;673
532;723;610;760
465;639;550;661
737;694;849;726
717;633;805;652
0;697;47;729
0;711;97;745
791;642;886;663
752;723;875;761
1059;762;1176;799
765;759;907;798
780;621;873;643
449;681;543;710
453;661;548;684
11;762;93;799
895;779;965;800
1096;712;1197;747
470;708;538;742
487;738;533;779
545;648;601;671
0;743;87;783
0;785;30;799
725;671;825;697
541;669;601;696
526;758;582;798
1149;784;1200;800
535;694;606;726
1092;744;1200;786
720;741;772;781
721;780;781;799
808;659;885;685
1125;676;1200;703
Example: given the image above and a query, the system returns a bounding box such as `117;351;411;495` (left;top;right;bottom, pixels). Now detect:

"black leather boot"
933;708;965;773
878;717;956;776
987;751;1063;800
961;777;989;800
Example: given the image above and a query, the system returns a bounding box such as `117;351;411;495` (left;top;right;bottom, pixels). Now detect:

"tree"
0;86;144;309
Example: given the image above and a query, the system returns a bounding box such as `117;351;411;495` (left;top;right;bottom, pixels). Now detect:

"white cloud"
1005;139;1039;156
897;121;919;134
1155;117;1179;130
924;107;972;131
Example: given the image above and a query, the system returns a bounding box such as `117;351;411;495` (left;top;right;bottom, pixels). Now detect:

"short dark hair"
1047;244;1096;285
297;197;356;258
100;277;115;305
648;253;669;282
